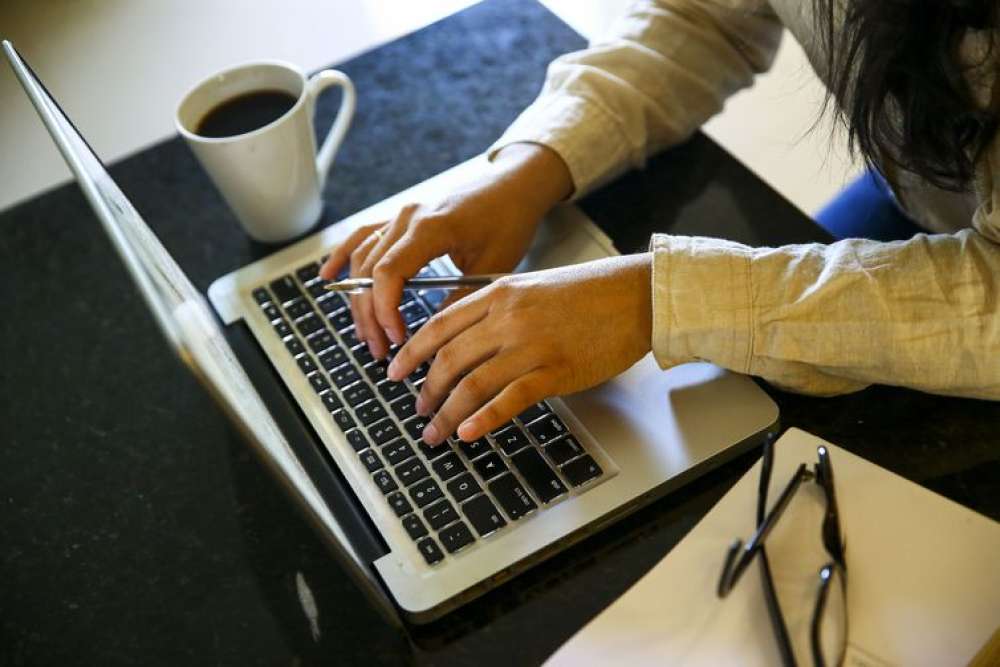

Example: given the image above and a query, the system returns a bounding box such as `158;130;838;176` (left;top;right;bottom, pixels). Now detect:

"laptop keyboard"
251;258;605;566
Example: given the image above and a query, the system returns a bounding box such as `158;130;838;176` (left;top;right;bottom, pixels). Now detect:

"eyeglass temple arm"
717;463;811;597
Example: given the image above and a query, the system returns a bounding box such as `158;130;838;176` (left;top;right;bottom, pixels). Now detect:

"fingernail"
415;396;427;415
457;419;476;441
387;360;402;381
423;423;440;445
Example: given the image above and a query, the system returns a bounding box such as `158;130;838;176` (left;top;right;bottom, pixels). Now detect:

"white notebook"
547;428;1000;666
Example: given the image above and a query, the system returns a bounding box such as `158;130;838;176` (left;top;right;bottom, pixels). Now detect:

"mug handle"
306;69;356;186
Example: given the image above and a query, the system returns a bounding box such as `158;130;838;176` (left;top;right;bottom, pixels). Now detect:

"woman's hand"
386;253;654;445
318;143;573;358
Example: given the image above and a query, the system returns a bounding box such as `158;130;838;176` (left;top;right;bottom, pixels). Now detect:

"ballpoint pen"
324;274;509;294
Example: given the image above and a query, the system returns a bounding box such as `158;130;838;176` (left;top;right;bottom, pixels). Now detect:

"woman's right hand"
319;143;573;357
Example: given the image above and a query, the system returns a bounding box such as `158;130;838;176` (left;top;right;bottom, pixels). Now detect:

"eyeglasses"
716;434;848;666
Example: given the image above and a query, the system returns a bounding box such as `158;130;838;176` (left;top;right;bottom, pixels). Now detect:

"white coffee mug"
176;61;355;243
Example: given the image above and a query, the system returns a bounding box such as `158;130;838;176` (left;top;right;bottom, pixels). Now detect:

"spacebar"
510;448;567;503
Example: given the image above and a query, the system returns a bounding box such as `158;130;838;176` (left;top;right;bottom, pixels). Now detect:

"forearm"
651;230;1000;399
489;0;782;199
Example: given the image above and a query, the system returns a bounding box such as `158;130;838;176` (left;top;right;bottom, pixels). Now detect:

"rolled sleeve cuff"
650;234;754;373
487;94;630;201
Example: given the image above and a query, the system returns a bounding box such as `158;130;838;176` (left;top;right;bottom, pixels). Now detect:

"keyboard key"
457;437;491;460
318;294;346;315
328;309;353;332
252;287;271;304
296;355;317;374
408;478;444;508
490;421;517;437
418;440;452;460
332;409;355;432
308;373;330;393
438;521;475;554
342;383;374;407
446;473;481;503
261;303;281;322
518;402;551;425
488;474;537;521
402;514;428;540
346;430;369;452
408;362;430;384
367;419;401;446
354;400;388;426
318;346;348;370
561;455;603;487
285;298;313;320
308;330;336;354
340;327;360;348
296;313;324;337
400;290;418;308
359;448;383;472
390;394;417;421
493;425;531;456
423;499;459;530
273;319;293;338
462;494;507;537
387;492;412;517
511;448;566;503
329;364;361;389
285;337;305;356
270;275;302;304
381;439;414;466
416;537;444;565
400;300;429;325
395;458;428;487
526;414;568;445
320;391;342;412
365;360;390;384
418;288;447;311
296;261;320;284
472;452;508;481
404;416;430;441
431;452;466;481
544;435;585;466
372;469;397;494
352;345;375;366
378;380;409;402
307;281;329;299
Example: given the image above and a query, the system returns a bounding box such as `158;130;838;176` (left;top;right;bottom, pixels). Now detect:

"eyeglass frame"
716;434;848;667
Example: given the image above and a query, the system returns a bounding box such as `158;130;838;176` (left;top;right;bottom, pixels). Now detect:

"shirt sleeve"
650;230;1000;399
488;0;783;198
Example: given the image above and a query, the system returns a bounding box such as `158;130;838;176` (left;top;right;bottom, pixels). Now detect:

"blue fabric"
815;170;924;241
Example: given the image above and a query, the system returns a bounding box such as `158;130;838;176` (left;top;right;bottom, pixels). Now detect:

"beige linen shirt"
489;0;1000;399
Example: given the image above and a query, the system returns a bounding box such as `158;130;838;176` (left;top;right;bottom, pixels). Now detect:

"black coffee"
195;90;297;138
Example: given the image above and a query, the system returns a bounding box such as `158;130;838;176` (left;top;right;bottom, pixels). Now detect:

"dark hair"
816;0;999;191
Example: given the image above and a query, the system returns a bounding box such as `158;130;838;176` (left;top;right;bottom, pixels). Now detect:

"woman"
319;0;1000;447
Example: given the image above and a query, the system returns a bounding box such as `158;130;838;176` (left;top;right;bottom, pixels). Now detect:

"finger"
356;218;409;357
348;230;383;342
422;354;536;445
414;322;499;416
320;222;385;280
456;370;553;442
386;293;489;382
372;217;451;346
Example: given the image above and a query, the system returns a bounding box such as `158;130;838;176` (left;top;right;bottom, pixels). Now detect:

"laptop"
5;40;778;625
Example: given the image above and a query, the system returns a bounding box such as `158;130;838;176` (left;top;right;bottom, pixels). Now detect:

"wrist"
491;142;574;215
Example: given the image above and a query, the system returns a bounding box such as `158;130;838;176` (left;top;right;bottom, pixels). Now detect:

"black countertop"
2;1;997;664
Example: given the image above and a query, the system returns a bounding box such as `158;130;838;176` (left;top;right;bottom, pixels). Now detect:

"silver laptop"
5;40;778;625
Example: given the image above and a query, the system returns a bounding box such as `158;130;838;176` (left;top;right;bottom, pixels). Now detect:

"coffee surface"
195;90;297;138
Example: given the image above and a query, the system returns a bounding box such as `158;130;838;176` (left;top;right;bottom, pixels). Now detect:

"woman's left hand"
386;253;653;445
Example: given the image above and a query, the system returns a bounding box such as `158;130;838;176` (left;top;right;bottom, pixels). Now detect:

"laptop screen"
1;40;396;620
